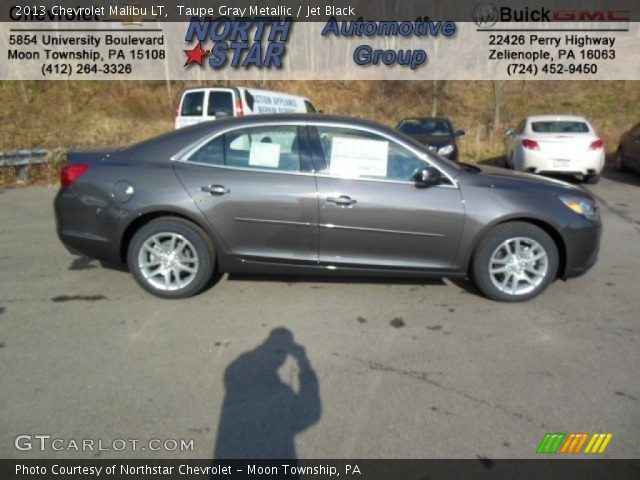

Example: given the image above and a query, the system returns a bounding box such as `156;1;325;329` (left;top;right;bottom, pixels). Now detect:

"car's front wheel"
471;222;558;302
127;217;215;298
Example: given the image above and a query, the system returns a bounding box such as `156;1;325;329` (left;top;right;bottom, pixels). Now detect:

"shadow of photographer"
214;328;321;460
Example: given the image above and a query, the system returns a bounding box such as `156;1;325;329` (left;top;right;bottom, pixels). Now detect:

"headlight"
438;144;454;156
560;196;599;221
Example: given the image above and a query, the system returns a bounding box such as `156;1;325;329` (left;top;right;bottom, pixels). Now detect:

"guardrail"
0;149;60;181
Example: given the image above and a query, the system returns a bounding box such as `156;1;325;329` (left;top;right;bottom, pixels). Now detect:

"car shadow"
213;328;321;460
601;167;640;186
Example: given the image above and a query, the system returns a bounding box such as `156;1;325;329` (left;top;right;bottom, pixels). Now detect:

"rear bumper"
54;188;121;263
520;151;605;175
562;217;602;278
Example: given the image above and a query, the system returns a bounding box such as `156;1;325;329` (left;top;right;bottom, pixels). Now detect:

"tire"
471;222;559;302
614;150;628;171
127;217;215;299
584;174;601;184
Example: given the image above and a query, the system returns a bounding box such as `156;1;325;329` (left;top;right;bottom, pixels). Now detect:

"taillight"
175;104;180;117
60;164;90;188
522;139;540;150
235;98;244;117
589;139;604;150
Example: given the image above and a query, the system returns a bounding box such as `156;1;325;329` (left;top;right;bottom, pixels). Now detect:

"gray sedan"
54;114;601;302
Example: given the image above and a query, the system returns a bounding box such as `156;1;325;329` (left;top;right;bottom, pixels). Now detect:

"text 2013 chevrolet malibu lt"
54;115;601;302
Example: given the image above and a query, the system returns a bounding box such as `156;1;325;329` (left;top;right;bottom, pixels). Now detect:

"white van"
175;87;317;129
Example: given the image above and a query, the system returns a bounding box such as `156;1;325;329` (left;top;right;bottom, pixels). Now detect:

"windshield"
530;121;590;133
397;118;453;136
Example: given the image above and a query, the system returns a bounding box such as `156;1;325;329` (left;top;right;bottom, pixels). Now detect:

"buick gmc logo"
473;4;499;28
472;4;630;27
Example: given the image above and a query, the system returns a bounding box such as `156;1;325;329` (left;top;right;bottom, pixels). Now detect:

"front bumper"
562;216;602;278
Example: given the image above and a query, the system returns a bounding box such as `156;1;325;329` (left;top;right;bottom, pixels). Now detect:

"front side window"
180;91;204;117
315;126;426;182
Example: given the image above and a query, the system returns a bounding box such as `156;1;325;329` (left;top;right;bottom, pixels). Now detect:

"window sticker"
329;136;389;178
249;141;281;168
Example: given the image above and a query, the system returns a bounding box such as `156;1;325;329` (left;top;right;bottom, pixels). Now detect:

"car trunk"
533;134;595;162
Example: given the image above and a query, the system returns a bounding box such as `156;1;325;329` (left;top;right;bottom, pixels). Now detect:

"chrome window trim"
172;120;459;189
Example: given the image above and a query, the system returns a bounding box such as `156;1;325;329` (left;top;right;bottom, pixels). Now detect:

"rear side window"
531;121;589;133
185;126;304;172
187;136;224;166
305;101;316;113
180;92;204;116
208;91;234;117
225;126;301;172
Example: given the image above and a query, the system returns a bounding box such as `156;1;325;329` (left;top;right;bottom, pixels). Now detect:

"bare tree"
431;81;448;116
491;81;507;140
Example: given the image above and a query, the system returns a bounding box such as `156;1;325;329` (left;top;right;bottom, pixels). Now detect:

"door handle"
200;185;230;195
327;195;357;206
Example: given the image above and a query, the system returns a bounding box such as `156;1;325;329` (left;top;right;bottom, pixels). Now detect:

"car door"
309;125;465;271
173;124;319;264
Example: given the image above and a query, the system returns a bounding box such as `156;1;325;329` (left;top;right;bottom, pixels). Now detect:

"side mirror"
455;130;466;137
214;110;230;117
505;128;516;136
415;166;443;187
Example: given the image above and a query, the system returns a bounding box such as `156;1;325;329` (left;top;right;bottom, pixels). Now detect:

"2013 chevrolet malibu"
54;115;602;302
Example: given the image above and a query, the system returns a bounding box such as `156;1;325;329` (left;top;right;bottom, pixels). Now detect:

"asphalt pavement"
1;168;639;459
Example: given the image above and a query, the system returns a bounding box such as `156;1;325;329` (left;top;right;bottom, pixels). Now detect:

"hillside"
1;80;638;185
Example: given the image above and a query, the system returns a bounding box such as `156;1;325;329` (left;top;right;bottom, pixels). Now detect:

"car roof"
398;117;452;122
527;115;589;123
175;114;397;135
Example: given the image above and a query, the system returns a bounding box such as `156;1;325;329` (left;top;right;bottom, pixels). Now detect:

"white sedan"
504;115;605;184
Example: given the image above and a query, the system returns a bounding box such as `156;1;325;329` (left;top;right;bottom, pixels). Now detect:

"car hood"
475;165;586;195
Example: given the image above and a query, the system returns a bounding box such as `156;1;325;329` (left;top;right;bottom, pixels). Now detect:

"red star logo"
183;42;210;66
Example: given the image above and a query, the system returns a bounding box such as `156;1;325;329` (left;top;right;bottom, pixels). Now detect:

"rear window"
180;92;204;117
531;121;589;133
208;91;234;117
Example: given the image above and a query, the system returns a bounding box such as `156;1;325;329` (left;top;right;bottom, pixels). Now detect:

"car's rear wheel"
584;174;601;184
127;218;215;298
471;222;558;302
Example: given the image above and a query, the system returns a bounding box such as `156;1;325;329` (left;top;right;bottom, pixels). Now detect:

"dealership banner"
1;0;639;80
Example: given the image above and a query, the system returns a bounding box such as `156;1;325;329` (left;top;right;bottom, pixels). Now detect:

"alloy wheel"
137;232;199;291
488;237;548;296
